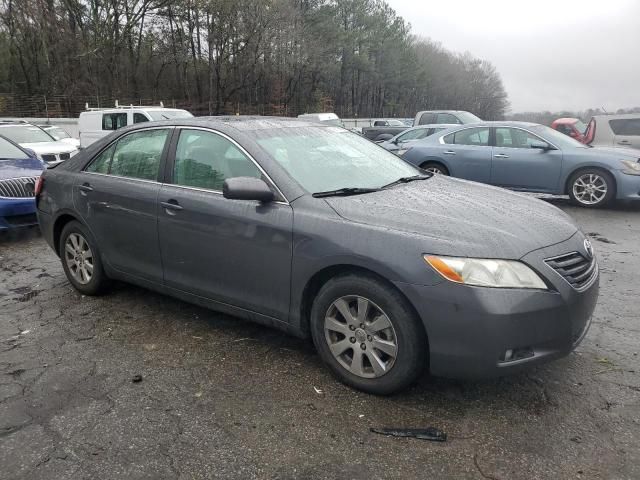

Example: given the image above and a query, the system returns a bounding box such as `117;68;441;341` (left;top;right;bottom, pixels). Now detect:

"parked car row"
0;121;78;166
361;110;482;142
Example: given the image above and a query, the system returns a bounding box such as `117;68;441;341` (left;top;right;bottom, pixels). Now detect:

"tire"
567;169;615;208
59;221;110;295
310;274;427;395
421;162;449;175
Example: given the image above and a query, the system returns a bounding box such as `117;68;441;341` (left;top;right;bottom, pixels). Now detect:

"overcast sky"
386;0;640;113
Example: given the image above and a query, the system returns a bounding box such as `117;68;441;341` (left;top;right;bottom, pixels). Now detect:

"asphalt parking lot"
1;198;639;480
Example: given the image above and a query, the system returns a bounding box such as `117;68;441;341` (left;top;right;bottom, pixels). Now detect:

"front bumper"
613;170;640;200
395;232;599;379
0;197;38;230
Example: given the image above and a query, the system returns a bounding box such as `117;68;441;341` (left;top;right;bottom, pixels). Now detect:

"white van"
79;104;193;148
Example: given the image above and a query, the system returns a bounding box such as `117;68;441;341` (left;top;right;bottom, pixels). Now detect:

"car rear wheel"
568;169;615;208
60;221;110;295
310;274;427;395
420;162;449;175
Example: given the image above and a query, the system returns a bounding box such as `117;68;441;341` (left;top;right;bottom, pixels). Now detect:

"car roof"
118;116;331;133
554;118;579;124
444;121;540;128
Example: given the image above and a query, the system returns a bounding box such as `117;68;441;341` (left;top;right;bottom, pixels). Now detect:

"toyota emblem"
584;238;594;258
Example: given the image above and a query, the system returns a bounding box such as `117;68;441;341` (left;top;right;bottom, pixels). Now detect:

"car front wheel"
421;162;449;175
568;169;615;208
310;274;427;395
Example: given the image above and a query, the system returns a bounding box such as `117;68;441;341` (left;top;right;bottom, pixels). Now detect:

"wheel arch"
297;264;428;346
52;212;84;257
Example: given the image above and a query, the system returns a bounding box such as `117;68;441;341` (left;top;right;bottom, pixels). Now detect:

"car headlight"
395;149;408;156
620;159;640;175
424;255;547;289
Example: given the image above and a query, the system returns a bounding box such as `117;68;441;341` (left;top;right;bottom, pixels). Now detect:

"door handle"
618;140;631;145
79;183;93;195
443;150;456;155
494;154;509;159
160;200;183;212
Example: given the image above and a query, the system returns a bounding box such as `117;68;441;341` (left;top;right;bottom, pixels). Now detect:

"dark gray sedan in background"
401;121;640;208
36;117;598;394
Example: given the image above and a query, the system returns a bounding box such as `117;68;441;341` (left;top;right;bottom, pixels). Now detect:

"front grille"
4;213;38;226
42;154;57;163
0;177;38;198
545;252;597;290
59;152;70;160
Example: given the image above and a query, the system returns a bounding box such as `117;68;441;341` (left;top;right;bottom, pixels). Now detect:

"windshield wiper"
381;174;431;189
312;187;381;198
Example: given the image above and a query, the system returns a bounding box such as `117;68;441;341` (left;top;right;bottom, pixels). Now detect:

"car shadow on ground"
103;279;569;417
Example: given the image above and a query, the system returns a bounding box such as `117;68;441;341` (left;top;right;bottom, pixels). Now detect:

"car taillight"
34;176;44;197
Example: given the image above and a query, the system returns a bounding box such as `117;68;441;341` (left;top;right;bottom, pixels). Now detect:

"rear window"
102;113;127;131
609;118;640;136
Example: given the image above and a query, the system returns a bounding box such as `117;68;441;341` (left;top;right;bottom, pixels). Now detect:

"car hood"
20;141;77;155
324;175;579;259
0;158;45;180
584;146;640;158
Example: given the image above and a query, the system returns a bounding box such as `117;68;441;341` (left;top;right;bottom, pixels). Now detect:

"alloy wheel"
572;173;608;205
324;295;398;378
64;233;94;285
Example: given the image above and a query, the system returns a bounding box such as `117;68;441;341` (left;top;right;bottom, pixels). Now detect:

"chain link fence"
0;93;320;119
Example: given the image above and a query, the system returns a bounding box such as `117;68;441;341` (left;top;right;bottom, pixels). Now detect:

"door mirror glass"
223;177;274;203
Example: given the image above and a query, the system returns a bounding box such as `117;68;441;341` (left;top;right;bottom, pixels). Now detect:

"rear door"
490;127;563;192
157;127;293;320
74;127;171;282
440;126;492;182
609;118;640;149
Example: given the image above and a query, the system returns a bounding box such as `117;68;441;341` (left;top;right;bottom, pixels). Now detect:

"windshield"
255;127;421;193
457;111;482;123
0;125;54;143
0;137;29;159
530;124;587;149
574;120;587;134
147;110;193;121
42;126;71;140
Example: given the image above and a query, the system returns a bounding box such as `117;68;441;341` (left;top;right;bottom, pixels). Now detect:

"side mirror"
530;141;554;151
223;177;275;203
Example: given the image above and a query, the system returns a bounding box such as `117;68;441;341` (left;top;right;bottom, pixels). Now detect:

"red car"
551;118;588;143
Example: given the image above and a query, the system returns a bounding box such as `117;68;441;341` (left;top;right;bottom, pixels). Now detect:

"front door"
157;128;293;320
440;126;492;183
490;127;563;192
74;128;171;282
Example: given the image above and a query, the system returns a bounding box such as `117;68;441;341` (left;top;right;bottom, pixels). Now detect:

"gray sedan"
402;121;640;207
36;117;598;394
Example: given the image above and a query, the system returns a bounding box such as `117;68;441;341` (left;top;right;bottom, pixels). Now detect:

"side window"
85;144;116;174
173;129;261;191
102;113;127;131
134;113;150;124
443;133;455;144
495;128;543;148
397;128;426;142
452;127;490;146
109;129;169;180
609;119;640;136
418;113;435;125
436;113;461;124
